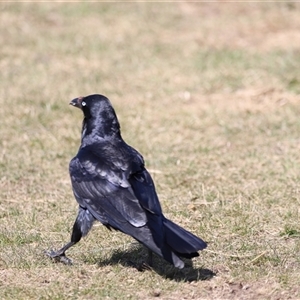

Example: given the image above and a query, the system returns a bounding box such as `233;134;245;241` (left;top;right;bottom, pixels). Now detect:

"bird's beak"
69;97;84;109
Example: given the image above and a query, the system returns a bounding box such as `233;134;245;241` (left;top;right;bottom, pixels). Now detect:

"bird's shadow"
86;243;215;282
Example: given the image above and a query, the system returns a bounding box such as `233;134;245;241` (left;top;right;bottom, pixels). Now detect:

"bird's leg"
127;248;153;271
137;249;153;271
46;216;83;265
147;249;153;267
46;206;95;265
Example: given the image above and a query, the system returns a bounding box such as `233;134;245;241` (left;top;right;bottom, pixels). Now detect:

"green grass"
1;2;300;299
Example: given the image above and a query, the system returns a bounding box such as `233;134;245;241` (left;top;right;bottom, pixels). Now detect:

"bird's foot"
138;261;152;272
45;250;73;265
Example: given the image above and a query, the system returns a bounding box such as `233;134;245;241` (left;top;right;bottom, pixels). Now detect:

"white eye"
82;101;86;107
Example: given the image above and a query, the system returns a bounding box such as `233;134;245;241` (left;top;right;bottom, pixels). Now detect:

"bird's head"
70;94;120;138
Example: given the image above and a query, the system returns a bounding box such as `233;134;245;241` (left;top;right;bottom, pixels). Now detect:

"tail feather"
164;218;207;257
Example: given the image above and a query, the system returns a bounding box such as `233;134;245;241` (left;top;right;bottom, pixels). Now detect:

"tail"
125;217;207;269
164;218;207;259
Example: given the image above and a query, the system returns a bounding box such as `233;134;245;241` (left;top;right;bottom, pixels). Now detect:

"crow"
47;94;207;269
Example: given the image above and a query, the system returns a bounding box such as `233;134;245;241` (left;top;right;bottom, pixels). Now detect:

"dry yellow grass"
1;3;300;299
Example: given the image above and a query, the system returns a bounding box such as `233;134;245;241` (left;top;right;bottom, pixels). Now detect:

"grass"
1;2;300;299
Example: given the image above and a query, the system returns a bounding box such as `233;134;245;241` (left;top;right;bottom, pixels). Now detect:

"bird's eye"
82;101;86;107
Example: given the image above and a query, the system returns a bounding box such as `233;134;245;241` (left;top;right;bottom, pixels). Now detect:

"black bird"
47;94;207;269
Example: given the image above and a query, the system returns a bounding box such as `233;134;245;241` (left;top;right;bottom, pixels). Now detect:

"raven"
47;94;207;269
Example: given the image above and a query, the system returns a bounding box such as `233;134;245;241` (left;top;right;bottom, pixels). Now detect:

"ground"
1;3;300;299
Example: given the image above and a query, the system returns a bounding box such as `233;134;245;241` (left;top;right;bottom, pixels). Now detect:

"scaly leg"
46;206;95;264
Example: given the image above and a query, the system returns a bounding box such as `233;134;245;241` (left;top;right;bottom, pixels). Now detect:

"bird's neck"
81;116;121;145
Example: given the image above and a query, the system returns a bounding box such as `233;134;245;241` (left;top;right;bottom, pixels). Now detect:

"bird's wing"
69;146;148;228
129;168;162;215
